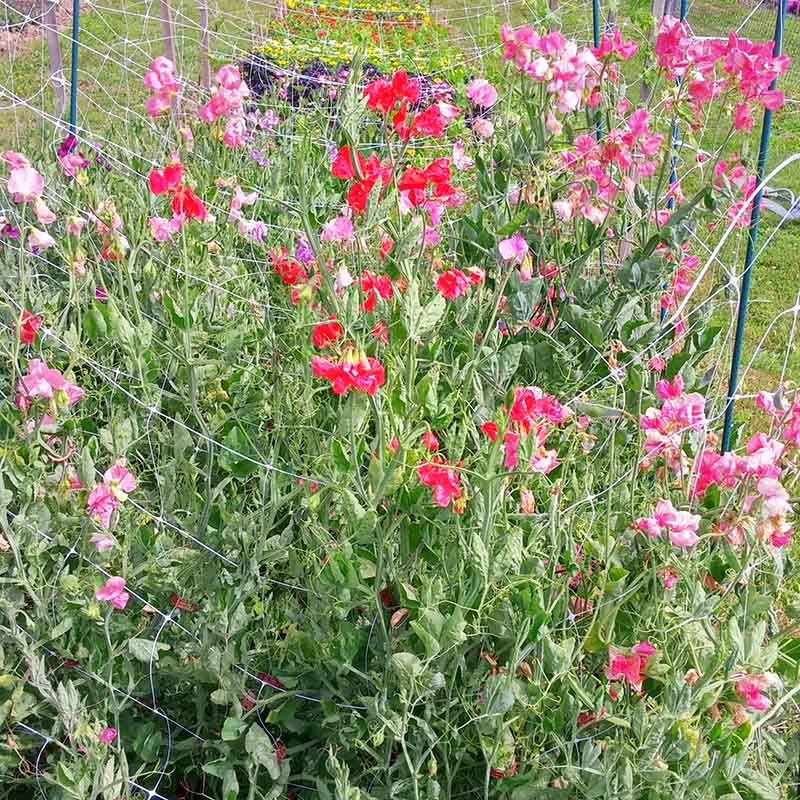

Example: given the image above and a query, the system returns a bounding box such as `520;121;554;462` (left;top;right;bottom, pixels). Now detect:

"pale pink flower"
2;150;31;169
452;141;474;171
216;64;242;90
334;265;354;292
498;232;529;264
89;532;115;552
437;101;461;120
15;359;85;411
8;167;44;202
59;153;89;178
520;487;536;513
66;216;86;236
530;448;559;474
228;186;259;221
149;216;182;242
466;78;498;108
99;727;118;743
321;215;355;242
33;198;56;226
28;228;56;250
95;576;129;610
654;498;700;547
757;477;791;517
553;199;573;221
472;118;494;138
545;110;562;135
103;462;136;500
87;484;118;529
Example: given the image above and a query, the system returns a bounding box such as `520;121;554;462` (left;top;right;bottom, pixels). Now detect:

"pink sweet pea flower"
103;462;137;500
87;484;118;529
735;674;775;711
28;228;56;250
498;232;529;264
452;141;474;171
654;498;700;547
530;447;559;474
606;641;655;692
149;216;183;242
33;198;56;226
95;576;129;610
466;78;498;108
472;118;494;138
321;215;355;242
99;727;118;743
8;167;44;202
3;150;31;169
223;116;247;148
503;430;520;469
66;216;86;236
648;355;667;373
89;532;115;552
59;152;90;178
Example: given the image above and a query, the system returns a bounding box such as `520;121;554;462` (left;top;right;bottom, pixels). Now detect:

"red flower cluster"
363;70;419;114
362;70;458;140
361;270;395;311
398;157;456;207
271;247;308;286
312;316;344;348
311;348;386;396
148;162;207;220
490;756;518;780
436;268;482;300
19;309;42;344
417;456;463;510
331;145;393;213
171;594;199;612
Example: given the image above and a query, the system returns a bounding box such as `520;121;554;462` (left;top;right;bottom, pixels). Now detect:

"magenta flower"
95;576;129;610
735;674;775;711
149;216;182;242
15;359;85;412
87;484;118;529
466;78;498;108
498;232;528;264
99;726;118;743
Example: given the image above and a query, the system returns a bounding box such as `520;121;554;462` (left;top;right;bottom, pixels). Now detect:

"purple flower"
95;286;108;301
1;224;20;239
250;148;270;168
295;237;314;264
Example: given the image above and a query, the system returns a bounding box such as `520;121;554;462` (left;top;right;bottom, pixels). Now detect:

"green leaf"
245;724;281;780
221;716;244;741
222;766;240;800
737;767;780;800
331;440;351;473
128;638;170;663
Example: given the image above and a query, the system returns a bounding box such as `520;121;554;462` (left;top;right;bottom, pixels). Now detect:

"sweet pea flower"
149;216;182;242
8;167;44;202
87;484;118;529
103;462;137;501
606;641;655;692
15;359;85;412
3;150;31;169
60;152;90;178
33;198;56;226
654;498;701;547
223;116;247;148
466;78;498;108
89;532;115;552
19;310;42;344
472;117;495;138
26;227;55;251
498;232;529;264
95;576;129;610
735;674;777;711
320;215;355;242
99;727;118;743
66;216;86;236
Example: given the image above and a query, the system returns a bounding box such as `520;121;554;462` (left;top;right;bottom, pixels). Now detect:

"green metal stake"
69;0;80;134
721;0;786;453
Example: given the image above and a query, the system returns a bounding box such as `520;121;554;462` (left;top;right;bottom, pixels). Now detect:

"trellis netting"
1;1;800;799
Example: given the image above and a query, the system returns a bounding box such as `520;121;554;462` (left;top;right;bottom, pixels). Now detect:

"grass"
1;0;798;421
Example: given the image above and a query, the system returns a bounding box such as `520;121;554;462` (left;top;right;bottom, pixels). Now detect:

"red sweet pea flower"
364;78;396;114
379;236;393;260
371;321;389;344
425;158;452;186
19;310;42;343
436;269;470;300
331;145;358;180
422;431;440;451
256;672;285;690
149;163;183;195
171;185;208;220
398;167;429;191
417;455;463;510
361;271;394;300
171;594;198;612
272;248;308;286
347;179;376;213
481;421;499;441
311;317;344;348
312;348;385;396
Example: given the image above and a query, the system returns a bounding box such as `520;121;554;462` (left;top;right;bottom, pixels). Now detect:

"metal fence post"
69;0;81;134
720;0;787;453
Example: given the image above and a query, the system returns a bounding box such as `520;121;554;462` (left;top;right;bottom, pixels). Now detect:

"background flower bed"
2;3;800;800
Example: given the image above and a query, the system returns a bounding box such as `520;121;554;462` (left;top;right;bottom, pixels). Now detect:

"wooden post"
276;0;287;18
159;0;179;113
160;0;177;66
641;0;672;102
548;0;558;10
42;1;67;122
198;0;211;89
